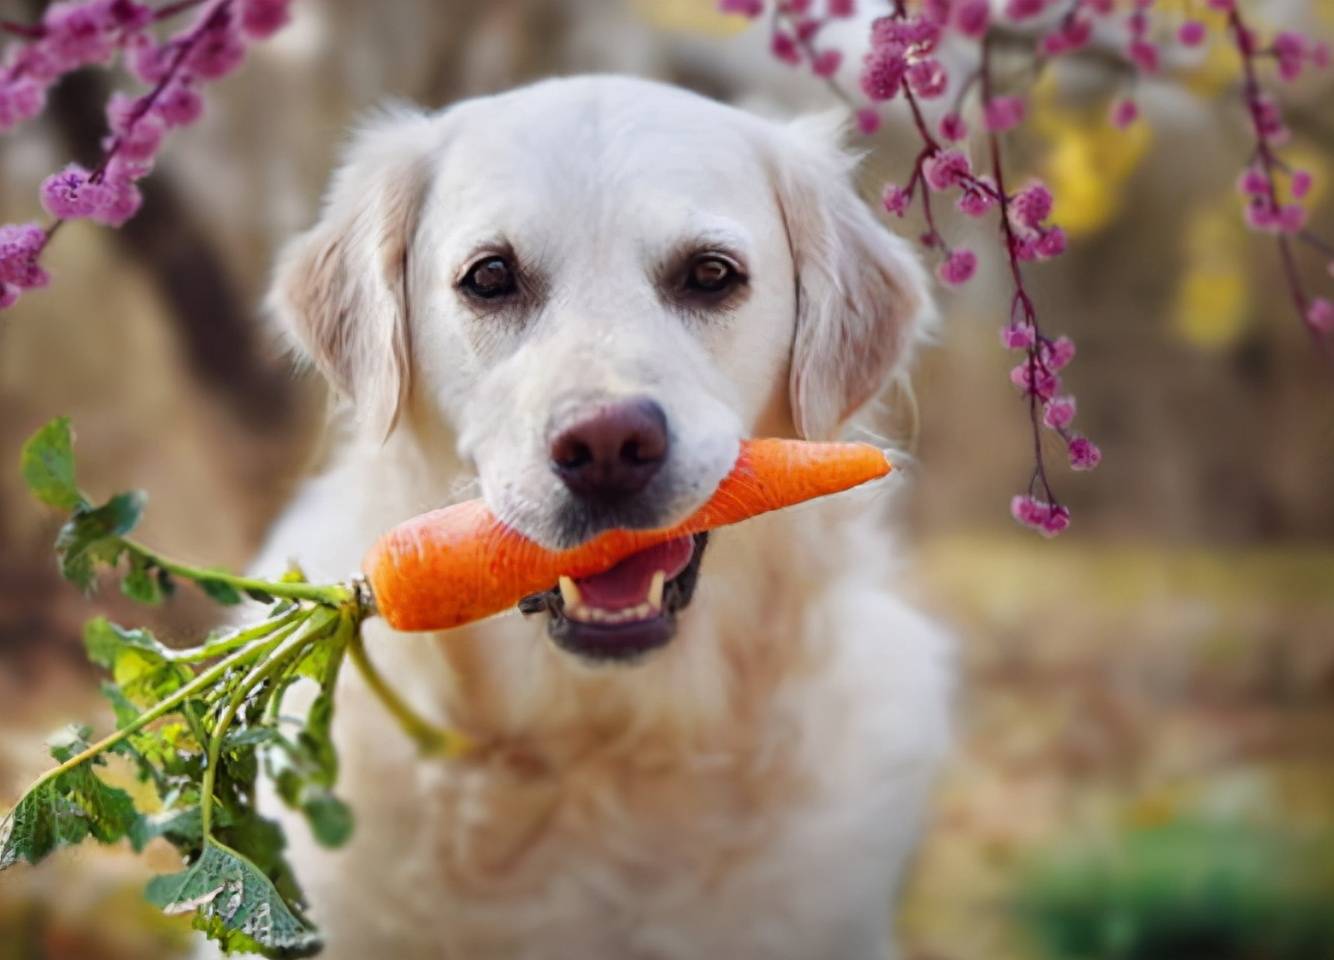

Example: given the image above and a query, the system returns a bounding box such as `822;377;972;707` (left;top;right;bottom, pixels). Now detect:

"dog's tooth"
647;571;665;612
558;576;582;608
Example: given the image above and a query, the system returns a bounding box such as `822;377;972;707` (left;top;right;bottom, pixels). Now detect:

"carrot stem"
347;628;471;758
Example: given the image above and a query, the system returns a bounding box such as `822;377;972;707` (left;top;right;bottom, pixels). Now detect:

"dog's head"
272;77;929;664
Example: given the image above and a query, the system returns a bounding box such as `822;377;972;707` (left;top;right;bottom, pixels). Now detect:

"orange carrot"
363;438;891;632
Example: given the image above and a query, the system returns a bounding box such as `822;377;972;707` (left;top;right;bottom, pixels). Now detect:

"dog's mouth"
517;533;709;663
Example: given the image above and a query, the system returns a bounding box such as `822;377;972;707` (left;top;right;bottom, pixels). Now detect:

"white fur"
207;76;953;960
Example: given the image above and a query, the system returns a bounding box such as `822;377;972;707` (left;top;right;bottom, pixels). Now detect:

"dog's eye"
685;254;743;295
461;256;517;299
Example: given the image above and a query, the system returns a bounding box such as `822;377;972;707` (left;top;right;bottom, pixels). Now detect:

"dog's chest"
318;704;889;959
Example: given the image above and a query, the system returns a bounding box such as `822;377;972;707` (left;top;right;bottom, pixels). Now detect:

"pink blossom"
937;248;978;286
1177;20;1207;47
1043;335;1077;370
983;95;1025;133
0;284;18;310
1314;41;1331;69
1291;170;1313;199
1011;182;1053;230
42;2;118;68
1205;0;1234;10
882;183;911;217
1109;97;1139;129
1042;16;1092;55
954;0;990;38
923;149;972;191
907;58;948;99
1277;56;1302;84
795;18;821;43
9;42;64;85
1067;436;1102;471
856;108;881;135
958;180;997;217
939;111;967;142
155;81;203;127
1001;323;1036;350
1307;298;1334;333
0;223;49;290
1273;31;1306;83
92;175;143;227
106;0;153;31
811;49;843;77
40;164;110;220
1040;503;1072;536
1011;495;1071;537
1043;395;1077;430
0;0;294;309
828;0;856;17
0;79;47;132
1010;359;1060;399
186;19;246;79
1251;96;1286;142
860;45;907;101
106;92;164;162
922;0;951;26
1005;0;1047;21
1011;494;1046;527
240;0;293;39
127;34;177;84
717;0;764;16
1277;204;1307;234
1244;199;1279;232
871;15;938;49
1128;40;1159;73
1035;226;1068;259
771;31;801;66
1236;167;1269;197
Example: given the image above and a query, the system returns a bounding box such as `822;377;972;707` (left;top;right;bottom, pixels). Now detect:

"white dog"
232;75;952;960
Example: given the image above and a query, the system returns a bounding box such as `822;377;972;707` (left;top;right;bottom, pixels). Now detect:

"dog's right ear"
268;106;439;437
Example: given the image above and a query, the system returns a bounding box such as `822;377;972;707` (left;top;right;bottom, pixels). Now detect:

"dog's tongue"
574;536;695;611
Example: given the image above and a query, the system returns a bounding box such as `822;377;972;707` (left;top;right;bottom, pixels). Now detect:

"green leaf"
0;727;138;869
55;492;145;590
130;805;205;854
84;619;194;717
145;840;320;958
300;792;353;849
123;553;165;604
85;617;177;669
198;577;244;606
20;417;83;510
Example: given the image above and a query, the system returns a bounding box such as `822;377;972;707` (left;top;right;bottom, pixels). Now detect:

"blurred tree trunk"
40;63;293;431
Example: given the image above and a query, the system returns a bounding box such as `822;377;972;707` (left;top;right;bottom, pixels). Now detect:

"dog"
228;75;952;960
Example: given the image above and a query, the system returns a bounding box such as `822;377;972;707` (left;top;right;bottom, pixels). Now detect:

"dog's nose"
549;398;669;501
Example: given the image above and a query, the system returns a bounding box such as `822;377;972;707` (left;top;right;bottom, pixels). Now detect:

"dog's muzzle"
517;532;709;663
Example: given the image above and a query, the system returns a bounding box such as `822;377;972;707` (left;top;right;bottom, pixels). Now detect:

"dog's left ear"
771;113;934;440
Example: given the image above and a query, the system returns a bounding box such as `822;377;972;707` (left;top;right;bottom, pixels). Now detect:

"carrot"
362;438;891;632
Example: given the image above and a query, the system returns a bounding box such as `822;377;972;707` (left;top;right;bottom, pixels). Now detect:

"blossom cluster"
0;0;292;310
725;0;1332;535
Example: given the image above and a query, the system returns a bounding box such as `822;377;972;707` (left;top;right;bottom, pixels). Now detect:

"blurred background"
2;1;1332;958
